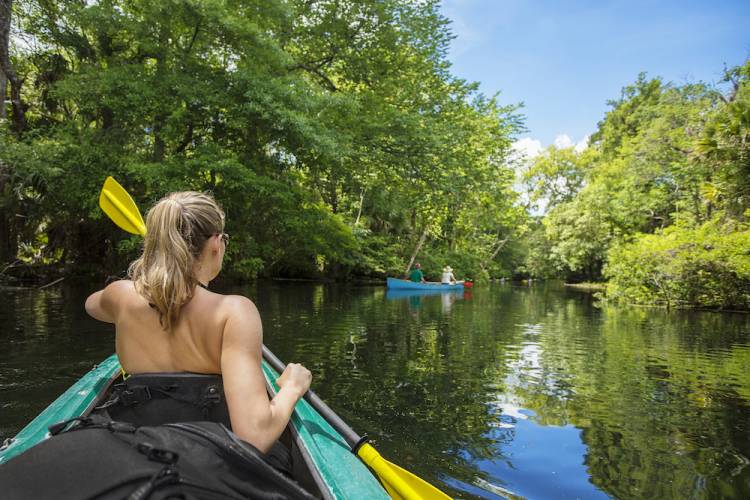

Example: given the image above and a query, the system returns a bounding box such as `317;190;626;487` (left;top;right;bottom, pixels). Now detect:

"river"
1;281;749;499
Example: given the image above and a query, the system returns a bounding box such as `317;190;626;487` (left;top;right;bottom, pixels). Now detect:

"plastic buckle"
106;421;137;433
204;385;221;405
119;386;151;406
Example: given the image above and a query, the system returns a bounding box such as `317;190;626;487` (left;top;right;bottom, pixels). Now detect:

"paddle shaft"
261;346;363;450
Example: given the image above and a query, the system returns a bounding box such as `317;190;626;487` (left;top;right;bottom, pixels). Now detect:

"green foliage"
525;62;750;307
1;0;525;280
605;218;750;309
696;61;750;218
523;145;596;211
516;219;556;278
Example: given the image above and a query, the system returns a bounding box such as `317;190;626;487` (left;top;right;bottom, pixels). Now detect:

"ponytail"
128;192;225;331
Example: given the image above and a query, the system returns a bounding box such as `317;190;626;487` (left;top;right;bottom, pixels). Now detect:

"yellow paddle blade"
99;176;146;236
357;443;451;500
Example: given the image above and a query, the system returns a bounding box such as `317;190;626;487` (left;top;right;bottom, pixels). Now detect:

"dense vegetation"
2;0;748;309
521;63;750;310
0;0;524;283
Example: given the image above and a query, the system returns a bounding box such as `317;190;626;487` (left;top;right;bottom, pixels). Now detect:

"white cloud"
553;134;574;149
574;135;590;153
511;137;543;160
552;134;589;153
513;134;589;163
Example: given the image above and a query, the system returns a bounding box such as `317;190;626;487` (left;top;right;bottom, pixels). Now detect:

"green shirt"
409;268;424;282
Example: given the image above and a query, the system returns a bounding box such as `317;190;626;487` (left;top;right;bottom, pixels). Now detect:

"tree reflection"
253;283;750;499
4;283;749;499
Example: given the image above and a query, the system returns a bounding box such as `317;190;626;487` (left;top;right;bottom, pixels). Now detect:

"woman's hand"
277;363;312;399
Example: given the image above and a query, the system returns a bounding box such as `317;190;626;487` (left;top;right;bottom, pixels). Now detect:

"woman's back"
106;279;227;374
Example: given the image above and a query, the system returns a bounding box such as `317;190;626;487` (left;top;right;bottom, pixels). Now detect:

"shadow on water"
2;281;750;499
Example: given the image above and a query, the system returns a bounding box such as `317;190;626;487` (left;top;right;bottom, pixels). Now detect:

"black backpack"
0;416;315;500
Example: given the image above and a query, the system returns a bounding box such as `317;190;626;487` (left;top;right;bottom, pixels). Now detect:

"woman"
441;265;456;284
85;191;311;454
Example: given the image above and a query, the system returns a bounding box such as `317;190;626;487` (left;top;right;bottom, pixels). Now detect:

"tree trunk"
354;188;365;225
480;237;509;272
404;227;428;274
0;0;9;121
0;208;16;263
0;1;17;259
329;180;338;213
0;162;17;263
0;0;13;122
0;0;24;131
0;70;5;119
8;71;24;132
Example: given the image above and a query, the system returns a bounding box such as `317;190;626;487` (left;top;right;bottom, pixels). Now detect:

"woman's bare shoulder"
103;279;139;302
217;294;260;319
215;295;262;345
106;278;135;292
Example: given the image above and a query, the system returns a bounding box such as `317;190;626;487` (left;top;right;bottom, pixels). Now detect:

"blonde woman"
85;191;311;455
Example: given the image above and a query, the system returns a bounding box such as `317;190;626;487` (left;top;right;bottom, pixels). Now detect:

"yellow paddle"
98;176;451;500
100;176;146;236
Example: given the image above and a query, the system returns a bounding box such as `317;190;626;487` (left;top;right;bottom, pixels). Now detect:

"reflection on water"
2;282;750;499
386;288;464;315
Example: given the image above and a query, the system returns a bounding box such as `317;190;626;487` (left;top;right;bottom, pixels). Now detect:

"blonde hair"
128;191;225;331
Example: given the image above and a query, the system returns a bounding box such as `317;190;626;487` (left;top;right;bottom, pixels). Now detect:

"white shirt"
442;272;455;284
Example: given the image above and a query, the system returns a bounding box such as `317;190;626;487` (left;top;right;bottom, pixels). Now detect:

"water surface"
1;282;749;499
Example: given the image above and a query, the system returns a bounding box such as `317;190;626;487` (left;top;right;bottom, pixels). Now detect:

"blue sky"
439;0;750;153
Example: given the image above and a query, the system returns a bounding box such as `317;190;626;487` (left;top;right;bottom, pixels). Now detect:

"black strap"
127;466;180;500
48;417;93;436
49;416;138;436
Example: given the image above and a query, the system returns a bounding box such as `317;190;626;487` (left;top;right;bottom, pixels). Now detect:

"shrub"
604;219;750;309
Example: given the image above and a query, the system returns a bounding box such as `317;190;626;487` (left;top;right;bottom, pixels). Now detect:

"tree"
0;0;525;282
522;145;595;212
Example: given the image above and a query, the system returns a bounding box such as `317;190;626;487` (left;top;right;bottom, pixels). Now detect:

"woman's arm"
220;296;311;453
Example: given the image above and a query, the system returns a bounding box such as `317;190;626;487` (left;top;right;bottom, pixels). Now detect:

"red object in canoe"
463;281;474;288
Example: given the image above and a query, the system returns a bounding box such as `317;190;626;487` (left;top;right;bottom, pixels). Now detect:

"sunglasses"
219;233;229;247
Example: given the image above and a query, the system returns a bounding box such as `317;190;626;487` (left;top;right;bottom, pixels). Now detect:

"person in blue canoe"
84;191;311;455
408;262;426;283
441;265;456;285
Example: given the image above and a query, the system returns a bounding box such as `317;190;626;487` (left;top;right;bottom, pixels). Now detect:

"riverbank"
564;282;607;292
0;261;390;289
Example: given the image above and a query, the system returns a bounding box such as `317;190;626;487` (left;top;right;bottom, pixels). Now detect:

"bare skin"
85;234;311;453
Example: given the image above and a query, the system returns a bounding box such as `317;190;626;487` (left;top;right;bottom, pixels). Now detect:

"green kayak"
0;354;389;500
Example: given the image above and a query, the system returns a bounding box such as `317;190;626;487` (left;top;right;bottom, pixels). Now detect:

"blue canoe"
387;277;464;291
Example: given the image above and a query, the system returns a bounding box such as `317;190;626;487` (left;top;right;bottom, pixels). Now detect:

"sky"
439;0;750;157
